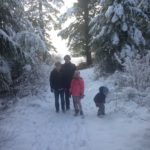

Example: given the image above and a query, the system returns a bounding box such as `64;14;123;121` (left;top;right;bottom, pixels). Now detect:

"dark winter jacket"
50;69;65;91
94;92;106;104
94;87;106;105
61;62;76;89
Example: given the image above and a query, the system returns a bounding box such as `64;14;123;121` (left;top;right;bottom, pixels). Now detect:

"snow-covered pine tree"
139;0;150;19
90;0;149;73
139;0;150;50
59;0;99;65
24;0;64;51
0;0;55;94
0;0;25;92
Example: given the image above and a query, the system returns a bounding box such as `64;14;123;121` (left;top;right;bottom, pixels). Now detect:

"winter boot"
80;110;84;116
74;109;79;116
62;109;65;113
97;109;101;116
56;109;59;113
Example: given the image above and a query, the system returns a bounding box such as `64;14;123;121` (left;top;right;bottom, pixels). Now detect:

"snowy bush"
143;94;150;107
14;63;51;98
112;71;133;88
107;52;150;91
15;31;48;64
122;87;138;101
124;52;150;91
110;52;150;107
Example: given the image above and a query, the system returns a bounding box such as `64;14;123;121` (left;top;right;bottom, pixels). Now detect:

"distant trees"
24;0;63;50
59;0;99;65
60;0;150;72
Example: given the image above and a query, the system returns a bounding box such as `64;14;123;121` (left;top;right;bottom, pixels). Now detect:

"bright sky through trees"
51;0;77;56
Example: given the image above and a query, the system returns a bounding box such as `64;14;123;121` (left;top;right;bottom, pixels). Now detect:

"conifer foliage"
0;0;63;94
59;0;99;65
90;0;150;73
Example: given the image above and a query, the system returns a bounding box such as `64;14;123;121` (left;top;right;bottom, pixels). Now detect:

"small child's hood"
99;86;109;96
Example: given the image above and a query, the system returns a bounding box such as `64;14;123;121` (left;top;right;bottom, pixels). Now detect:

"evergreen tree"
138;0;150;49
0;0;62;93
90;0;150;73
24;0;63;51
0;0;25;92
59;0;99;65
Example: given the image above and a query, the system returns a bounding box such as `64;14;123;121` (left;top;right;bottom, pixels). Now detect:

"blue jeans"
64;89;70;110
54;90;65;112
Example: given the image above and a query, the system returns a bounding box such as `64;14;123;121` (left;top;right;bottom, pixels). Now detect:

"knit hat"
99;86;109;96
64;55;71;60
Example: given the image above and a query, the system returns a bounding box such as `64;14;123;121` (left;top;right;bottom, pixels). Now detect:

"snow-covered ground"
0;68;150;150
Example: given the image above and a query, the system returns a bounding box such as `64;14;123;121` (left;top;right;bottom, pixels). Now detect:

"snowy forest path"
0;68;150;150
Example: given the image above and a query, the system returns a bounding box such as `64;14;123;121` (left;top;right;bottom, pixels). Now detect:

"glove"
80;95;85;99
51;88;54;93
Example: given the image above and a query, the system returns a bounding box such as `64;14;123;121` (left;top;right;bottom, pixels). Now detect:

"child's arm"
94;93;99;103
94;94;97;103
94;94;100;107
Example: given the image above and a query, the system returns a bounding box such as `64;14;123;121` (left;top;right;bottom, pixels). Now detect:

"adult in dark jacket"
94;86;108;116
50;61;65;113
62;55;76;110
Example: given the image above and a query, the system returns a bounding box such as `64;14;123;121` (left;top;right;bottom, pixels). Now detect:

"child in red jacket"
70;70;84;116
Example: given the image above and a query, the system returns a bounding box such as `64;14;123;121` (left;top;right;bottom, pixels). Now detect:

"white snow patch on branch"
111;33;119;45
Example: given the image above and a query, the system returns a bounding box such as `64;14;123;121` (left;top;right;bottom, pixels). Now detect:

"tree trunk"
83;0;92;66
39;0;44;35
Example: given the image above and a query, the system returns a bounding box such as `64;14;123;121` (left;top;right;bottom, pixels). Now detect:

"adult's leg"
60;90;65;112
65;89;70;110
54;91;59;112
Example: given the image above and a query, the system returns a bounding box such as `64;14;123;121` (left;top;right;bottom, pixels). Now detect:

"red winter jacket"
70;78;84;97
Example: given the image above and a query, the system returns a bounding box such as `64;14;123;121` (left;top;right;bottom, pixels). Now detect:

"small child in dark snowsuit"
94;86;108;116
